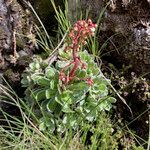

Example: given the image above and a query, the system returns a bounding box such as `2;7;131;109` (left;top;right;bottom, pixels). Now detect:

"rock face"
0;0;64;117
68;0;150;76
0;0;35;71
24;0;63;34
0;0;12;68
0;0;35;120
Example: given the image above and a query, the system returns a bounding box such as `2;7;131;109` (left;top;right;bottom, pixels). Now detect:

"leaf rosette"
21;50;116;132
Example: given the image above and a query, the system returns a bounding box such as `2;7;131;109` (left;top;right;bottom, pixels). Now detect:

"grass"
0;78;147;149
0;81;57;149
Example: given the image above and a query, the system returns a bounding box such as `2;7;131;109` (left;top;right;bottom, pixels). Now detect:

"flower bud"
88;19;92;24
86;78;94;86
90;27;96;32
81;63;86;69
74;26;78;31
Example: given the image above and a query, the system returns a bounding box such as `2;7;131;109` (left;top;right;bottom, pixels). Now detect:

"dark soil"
101;53;149;143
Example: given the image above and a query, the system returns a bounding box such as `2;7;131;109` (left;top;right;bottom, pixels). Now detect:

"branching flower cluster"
59;19;97;85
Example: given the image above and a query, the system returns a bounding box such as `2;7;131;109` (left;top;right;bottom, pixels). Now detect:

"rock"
20;0;63;34
0;0;12;68
0;0;35;70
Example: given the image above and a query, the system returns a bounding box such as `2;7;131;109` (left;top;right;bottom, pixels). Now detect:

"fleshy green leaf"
45;67;55;78
21;77;29;87
77;70;87;78
31;73;44;82
99;100;112;111
62;104;73;113
37;77;50;86
45;118;55;132
32;89;46;101
50;80;55;89
80;50;91;62
107;97;116;103
85;110;96;122
45;89;56;99
61;91;72;104
47;98;58;113
99;84;107;91
56;60;70;69
39;122;46;131
29;62;40;71
68;82;88;92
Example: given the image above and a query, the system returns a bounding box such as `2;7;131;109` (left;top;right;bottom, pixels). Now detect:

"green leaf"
62;116;67;124
50;80;55;89
59;48;71;59
39;122;46;131
45;89;54;99
88;61;95;69
37;77;50;86
90;83;108;97
32;89;46;101
29;62;40;71
61;91;72;104
85;111;96;122
80;50;91;62
45;118;55;132
93;76;109;86
74;92;86;103
45;89;56;99
68;82;88;91
68;115;77;127
47;98;58;113
21;77;29;87
77;70;87;78
45;89;52;99
107;97;116;103
99;100;112;111
92;67;99;76
55;96;63;106
56;60;70;69
31;73;43;81
62;104;73;113
45;67;55;78
45;89;50;99
99;84;107;91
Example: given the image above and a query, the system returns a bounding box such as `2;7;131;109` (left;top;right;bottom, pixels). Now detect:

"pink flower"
86;78;94;86
69;31;74;38
81;63;87;69
59;72;66;82
59;19;97;85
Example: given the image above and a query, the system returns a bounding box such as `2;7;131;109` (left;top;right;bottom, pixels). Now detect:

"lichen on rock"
0;0;35;72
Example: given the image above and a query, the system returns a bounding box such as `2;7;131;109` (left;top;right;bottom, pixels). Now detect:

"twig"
13;30;17;56
147;115;150;150
10;29;19;64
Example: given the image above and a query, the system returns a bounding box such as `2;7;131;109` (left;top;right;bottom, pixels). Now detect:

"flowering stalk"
59;19;97;86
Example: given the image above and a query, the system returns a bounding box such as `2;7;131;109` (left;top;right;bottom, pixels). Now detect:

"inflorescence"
59;19;97;86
